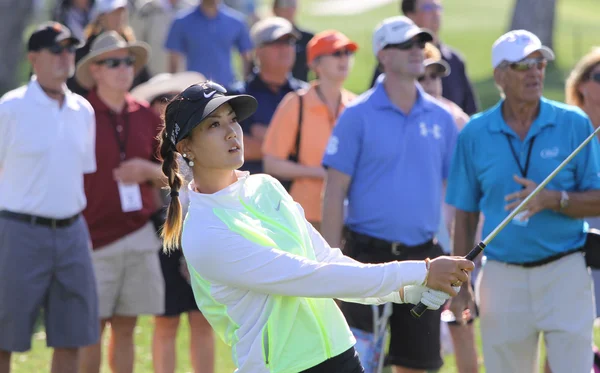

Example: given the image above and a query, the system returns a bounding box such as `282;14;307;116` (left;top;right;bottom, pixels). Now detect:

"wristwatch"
559;191;569;211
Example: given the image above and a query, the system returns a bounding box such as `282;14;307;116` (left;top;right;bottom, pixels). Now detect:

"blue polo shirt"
322;77;458;245
164;5;253;87
229;71;308;174
446;97;600;264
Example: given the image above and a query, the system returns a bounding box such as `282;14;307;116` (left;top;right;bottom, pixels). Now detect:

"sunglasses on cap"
418;73;440;82
172;81;228;138
95;56;136;68
503;57;547;72
46;43;77;55
383;38;426;51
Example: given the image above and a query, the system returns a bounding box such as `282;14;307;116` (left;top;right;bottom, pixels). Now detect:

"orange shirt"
262;83;356;222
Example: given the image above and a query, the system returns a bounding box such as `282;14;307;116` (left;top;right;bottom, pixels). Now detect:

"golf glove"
402;285;461;310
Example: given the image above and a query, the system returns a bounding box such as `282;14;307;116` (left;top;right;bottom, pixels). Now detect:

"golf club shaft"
410;124;600;318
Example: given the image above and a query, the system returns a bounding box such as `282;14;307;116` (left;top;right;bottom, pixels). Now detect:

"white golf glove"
402;285;461;310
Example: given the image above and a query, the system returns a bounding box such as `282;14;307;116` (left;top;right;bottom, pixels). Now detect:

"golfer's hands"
401;285;460;310
425;256;474;296
448;284;476;325
504;175;560;219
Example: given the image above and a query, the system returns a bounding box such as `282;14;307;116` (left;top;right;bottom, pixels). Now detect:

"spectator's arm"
236;21;254;79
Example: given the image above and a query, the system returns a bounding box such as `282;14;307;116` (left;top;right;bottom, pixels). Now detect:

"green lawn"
10;0;600;372
10;317;600;372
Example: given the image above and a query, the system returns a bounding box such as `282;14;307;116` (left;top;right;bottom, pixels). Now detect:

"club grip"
410;242;486;318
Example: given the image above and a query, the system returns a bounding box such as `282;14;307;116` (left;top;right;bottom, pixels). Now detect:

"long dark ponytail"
158;95;185;253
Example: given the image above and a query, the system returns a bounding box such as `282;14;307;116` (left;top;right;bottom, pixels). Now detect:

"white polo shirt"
0;76;96;219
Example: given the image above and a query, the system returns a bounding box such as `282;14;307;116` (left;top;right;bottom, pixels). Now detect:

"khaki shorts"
476;252;595;373
92;222;165;319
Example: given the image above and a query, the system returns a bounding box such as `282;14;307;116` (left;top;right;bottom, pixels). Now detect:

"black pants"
340;228;445;371
300;347;364;373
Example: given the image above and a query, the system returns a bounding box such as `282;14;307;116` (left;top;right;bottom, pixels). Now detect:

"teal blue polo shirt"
446;97;600;263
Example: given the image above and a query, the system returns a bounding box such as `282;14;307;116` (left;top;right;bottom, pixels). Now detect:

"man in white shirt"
0;22;99;373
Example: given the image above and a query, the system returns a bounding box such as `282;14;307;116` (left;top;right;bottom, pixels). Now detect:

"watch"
559;191;569;211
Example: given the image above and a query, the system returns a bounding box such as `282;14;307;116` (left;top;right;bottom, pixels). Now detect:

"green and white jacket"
182;172;428;373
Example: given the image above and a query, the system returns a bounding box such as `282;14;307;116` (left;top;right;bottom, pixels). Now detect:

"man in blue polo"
446;29;600;373
322;16;458;373
164;0;253;87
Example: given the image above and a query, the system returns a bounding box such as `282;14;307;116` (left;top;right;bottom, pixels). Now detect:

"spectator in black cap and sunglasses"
0;21;99;373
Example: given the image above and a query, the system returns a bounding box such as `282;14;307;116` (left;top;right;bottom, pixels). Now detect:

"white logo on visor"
203;90;217;98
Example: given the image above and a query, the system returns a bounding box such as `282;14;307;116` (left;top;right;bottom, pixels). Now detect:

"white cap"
372;16;433;55
491;29;555;69
90;0;128;21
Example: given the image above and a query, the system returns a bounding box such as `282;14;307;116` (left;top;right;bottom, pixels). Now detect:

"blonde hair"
423;42;441;61
565;47;600;108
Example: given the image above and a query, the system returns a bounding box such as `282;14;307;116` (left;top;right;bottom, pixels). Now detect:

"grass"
9;0;600;371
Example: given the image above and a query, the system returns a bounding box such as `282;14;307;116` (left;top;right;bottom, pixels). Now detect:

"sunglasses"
264;37;297;47
505;57;547;72
383;39;426;51
418;73;440;82
588;72;600;83
95;56;136;68
328;49;354;58
171;81;228;140
47;44;76;55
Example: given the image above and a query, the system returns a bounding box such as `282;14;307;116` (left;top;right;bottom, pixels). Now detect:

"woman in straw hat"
67;0;150;95
131;71;217;373
156;80;473;373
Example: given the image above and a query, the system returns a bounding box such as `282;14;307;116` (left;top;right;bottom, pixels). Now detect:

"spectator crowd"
2;0;600;373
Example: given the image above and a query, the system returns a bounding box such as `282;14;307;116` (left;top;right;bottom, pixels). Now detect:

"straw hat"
130;71;207;103
75;31;150;89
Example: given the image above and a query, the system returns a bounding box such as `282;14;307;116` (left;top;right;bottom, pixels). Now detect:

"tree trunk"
509;0;557;50
0;0;35;96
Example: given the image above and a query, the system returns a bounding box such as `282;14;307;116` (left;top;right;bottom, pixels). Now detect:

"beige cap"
250;17;300;47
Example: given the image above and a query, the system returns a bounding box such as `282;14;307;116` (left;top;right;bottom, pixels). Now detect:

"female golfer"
157;81;474;373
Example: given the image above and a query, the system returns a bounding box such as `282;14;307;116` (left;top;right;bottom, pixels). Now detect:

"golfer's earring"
188;157;195;167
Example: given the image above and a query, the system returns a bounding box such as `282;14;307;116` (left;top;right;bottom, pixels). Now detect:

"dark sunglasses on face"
95;56;136;68
264;37;297;47
383;39;426;51
47;44;76;55
507;57;547;72
329;49;354;58
588;72;600;83
418;73;440;82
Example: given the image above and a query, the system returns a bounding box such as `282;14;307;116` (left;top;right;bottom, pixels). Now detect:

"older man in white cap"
74;31;169;373
322;15;459;373
446;29;600;373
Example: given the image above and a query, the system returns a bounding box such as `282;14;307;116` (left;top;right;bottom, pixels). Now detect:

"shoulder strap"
289;93;303;163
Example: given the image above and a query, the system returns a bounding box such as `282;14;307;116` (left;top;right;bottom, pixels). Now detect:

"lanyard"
315;85;342;126
504;134;536;180
109;111;130;162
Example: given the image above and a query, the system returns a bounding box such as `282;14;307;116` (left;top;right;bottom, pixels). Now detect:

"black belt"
345;229;435;256
0;210;80;229
506;247;583;268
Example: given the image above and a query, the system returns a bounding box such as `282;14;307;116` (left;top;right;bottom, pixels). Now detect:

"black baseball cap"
166;81;258;148
27;22;82;52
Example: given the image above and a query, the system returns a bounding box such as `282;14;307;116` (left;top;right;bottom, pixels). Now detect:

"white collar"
187;170;250;210
27;75;80;111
